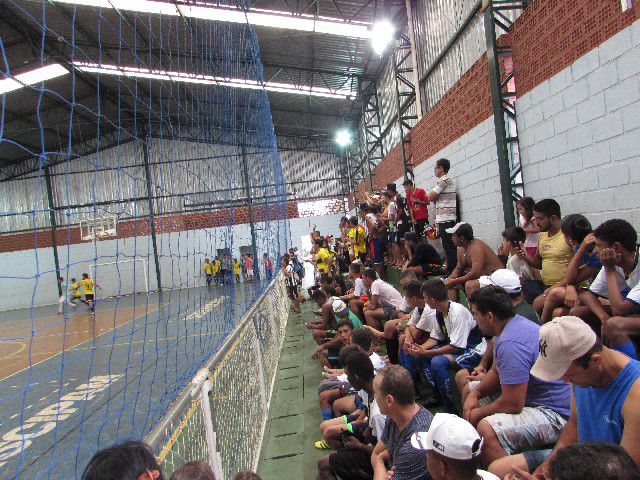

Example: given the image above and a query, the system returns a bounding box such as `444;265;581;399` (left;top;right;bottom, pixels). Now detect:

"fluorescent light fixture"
52;0;372;39
371;20;395;55
0;64;69;94
73;61;357;99
335;129;352;147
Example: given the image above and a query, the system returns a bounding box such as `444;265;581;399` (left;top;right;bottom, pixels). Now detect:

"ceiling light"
371;20;395;55
73;61;357;99
0;64;69;94
51;0;371;39
335;129;352;147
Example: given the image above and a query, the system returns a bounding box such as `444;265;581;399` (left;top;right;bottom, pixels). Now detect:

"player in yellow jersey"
233;258;241;283
203;258;213;289
346;216;366;261
70;277;82;305
213;257;221;286
80;272;101;313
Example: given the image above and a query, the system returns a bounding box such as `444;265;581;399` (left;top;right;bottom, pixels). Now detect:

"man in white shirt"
427;158;458;274
573;219;639;359
411;413;499;480
362;268;405;329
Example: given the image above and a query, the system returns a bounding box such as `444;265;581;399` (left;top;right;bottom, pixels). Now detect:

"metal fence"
144;274;290;479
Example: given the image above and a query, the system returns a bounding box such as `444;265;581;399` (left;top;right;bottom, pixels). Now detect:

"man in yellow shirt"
80;272;101;313
70;277;82;304
213;257;221;286
313;238;334;275
233;258;241;283
346;216;366;261
516;199;573;310
203;258;213;289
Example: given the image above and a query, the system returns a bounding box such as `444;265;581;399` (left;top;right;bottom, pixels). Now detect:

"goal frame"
89;258;150;296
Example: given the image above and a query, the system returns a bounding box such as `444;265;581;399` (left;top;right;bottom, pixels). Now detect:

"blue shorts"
371;237;385;264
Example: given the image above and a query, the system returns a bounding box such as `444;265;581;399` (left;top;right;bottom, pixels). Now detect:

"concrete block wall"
517;18;640;230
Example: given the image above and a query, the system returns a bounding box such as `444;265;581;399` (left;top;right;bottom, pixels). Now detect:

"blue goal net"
0;1;289;477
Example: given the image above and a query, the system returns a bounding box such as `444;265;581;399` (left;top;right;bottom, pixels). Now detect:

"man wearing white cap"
411;413;499;480
489;316;640;478
443;222;503;302
477;269;538;323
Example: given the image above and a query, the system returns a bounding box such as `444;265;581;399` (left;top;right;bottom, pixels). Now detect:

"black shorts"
85;294;94;301
329;448;374;480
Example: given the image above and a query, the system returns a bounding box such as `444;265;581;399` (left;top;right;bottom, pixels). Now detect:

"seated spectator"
464;286;570;467
333;299;363;329
516;199;573;308
312;319;354;369
444;222;503;301
516;197;540;258
572;219;639;358
507;443;640;480
340;262;366;323
491;316;640;478
500;226;537;281
316;350;387;479
370;365;434;480
411;413;499;480
361;268;405;330
454;270;538;411
539;214;601;323
406;279;485;411
82;440;164;480
401;232;445;276
169;461;215;480
306;289;337;345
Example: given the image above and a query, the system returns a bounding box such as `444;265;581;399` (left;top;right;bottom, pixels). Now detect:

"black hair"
453;223;474;242
311;289;327;302
362;268;377;281
533;198;561;219
377;365;415;406
468;285;515;320
549;442;640;480
82;440;164;480
501;226;526;247
349;262;361;274
319;273;333;284
403;281;424;299
594;219;638;253
561;214;593;244
574;338;603;369
402;232;418;244
340;216;349;224
344;350;375;383
325;286;338;297
421;278;448;301
435;158;450;173
349;216;359;226
516;197;535;220
314;238;325;247
336;319;354;330
399;269;419;283
402;179;413;186
351;328;373;351
386;183;397;193
338;344;361;364
169;460;215;480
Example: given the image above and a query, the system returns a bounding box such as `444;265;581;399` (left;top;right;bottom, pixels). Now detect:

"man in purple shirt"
464;286;570;467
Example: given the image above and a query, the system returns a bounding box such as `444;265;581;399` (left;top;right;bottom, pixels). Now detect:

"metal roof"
0;0;394;179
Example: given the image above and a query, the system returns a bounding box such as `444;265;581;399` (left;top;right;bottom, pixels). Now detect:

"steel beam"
240;143;260;280
141;135;163;293
44;166;62;296
483;0;528;228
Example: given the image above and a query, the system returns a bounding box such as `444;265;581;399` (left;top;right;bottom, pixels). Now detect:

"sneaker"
314;439;330;450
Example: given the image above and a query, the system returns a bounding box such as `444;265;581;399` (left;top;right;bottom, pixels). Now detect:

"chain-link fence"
145;274;289;478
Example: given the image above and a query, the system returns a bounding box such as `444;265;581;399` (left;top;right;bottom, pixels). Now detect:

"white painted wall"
517;18;640;230
392;117;504;248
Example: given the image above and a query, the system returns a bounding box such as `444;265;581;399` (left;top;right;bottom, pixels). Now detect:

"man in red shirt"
403;179;429;237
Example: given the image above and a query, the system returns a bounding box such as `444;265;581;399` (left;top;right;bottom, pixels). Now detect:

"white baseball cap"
479;269;521;294
530;316;597;382
411;413;483;460
445;222;469;234
332;299;348;316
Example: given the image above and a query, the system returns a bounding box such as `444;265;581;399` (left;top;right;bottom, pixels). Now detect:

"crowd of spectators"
83;157;640;479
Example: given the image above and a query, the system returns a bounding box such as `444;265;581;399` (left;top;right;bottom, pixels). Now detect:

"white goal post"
90;258;150;297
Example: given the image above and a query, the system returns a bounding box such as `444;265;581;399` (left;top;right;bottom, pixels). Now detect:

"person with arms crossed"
426;158;458;274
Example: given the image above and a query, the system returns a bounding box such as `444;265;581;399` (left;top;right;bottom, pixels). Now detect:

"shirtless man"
444;223;503;301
